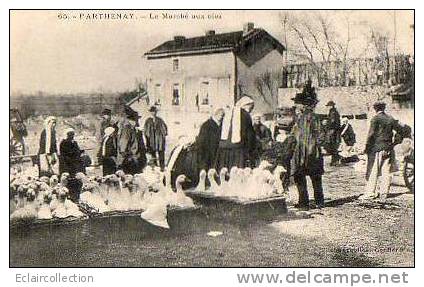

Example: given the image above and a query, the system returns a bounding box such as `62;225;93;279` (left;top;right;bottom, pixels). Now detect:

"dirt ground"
10;159;414;267
11;111;414;267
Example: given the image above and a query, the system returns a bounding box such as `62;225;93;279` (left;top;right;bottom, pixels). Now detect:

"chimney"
243;22;254;35
205;30;216;36
174;35;186;43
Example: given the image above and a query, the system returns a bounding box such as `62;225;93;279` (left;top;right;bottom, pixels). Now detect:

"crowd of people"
12;80;413;216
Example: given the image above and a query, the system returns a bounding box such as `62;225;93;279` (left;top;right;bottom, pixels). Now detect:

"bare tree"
254;71;282;109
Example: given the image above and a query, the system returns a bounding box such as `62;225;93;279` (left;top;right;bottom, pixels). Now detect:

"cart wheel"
403;160;414;192
10;137;25;157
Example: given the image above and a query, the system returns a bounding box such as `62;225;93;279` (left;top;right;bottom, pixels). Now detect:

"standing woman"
38;116;58;177
98;126;118;176
215;96;256;170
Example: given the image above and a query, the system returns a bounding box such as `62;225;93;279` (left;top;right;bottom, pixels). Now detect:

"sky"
10;10;414;94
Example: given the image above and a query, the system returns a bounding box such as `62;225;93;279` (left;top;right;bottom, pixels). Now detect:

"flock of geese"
10;172;85;221
194;162;288;199
10;161;287;228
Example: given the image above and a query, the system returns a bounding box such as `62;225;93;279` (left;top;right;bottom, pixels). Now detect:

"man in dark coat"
59;128;85;177
252;113;272;164
363;101;404;200
196;108;224;171
325;100;341;166
97;126;118;176
290;82;325;210
215;96;257;170
117;107;142;175
144;106;168;171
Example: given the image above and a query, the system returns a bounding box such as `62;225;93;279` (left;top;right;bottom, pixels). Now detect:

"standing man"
325;100;341;166
144;106;168;171
117;107;141;175
290;82;325;210
59;128;85;177
252;113;272;164
100;108;116;139
363;101;404;201
196;107;225;171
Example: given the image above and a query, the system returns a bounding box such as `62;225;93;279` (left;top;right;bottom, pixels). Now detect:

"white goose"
173;175;195;208
140;199;169;229
219;168;229;194
195;170;207;192
272;166;287;195
207;169;220;192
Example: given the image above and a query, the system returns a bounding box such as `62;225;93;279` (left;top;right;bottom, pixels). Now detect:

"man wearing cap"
144;106;168;171
117;107;142;174
290;81;325;210
252;113;272;164
325;100;341;166
363;101;404;201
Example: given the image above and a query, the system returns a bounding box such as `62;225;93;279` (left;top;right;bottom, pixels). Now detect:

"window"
200;81;209;105
154;84;162;105
173;59;179;72
172;84;180;105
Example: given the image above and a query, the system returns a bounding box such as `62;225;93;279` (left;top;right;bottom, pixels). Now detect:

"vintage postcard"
9;9;414;271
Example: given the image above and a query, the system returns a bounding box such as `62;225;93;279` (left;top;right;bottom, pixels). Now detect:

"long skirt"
102;157;117;176
214;147;247;171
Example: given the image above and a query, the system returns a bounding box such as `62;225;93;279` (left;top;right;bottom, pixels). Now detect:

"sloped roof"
144;28;285;58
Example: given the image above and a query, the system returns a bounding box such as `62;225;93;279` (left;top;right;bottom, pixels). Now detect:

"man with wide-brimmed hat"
144;105;168;171
325;100;341;166
290;81;325;210
363;101;405;201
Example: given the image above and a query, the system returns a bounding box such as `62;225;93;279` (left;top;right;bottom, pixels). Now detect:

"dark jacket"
59;138;84;176
97;135;117;162
144;117;168;152
326;107;341;151
328;107;341;130
365;112;404;154
196;118;222;170
290;109;324;176
253;123;272;152
340;123;356;147
117;119;139;165
38;129;57;155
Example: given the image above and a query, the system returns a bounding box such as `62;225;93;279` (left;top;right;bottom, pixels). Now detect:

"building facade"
144;23;286;113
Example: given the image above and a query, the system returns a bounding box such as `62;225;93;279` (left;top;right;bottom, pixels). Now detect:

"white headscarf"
44;116;56;154
64;127;75;138
220;96;254;143
102;127;115;157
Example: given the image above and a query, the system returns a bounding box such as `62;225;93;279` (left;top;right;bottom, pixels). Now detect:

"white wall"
145;52;235;112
